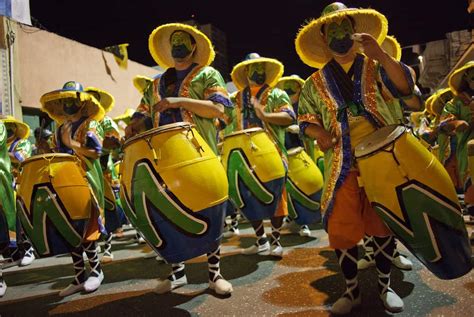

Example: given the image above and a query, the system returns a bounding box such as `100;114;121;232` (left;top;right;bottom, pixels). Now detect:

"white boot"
392;254;413;270
209;278;233;295
380;288;404;313
20;246;36;266
154;275;187;294
0;278;7;297
331;292;361;315
241;241;270;255
84;271;104;292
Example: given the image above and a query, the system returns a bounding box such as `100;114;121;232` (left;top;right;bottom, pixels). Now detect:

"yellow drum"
221;128;285;221
286;147;323;225
16;154;93;256
120;122;228;263
355;125;471;279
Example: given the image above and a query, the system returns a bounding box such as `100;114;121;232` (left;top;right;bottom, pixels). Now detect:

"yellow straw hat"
148;23;215;69
431;88;454;116
133;75;153;94
295;2;388;69
85;87;115;113
0;115;30;140
424;94;437;115
113;108;136;125
409;111;424;126
381;35;402;61
231;53;284;91
449;61;474;95
40;81;105;124
277;74;305;89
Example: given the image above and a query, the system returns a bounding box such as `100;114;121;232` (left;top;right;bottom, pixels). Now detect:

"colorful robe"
0;121;16;249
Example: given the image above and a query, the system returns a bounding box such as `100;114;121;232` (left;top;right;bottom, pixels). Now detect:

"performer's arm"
153;97;224;119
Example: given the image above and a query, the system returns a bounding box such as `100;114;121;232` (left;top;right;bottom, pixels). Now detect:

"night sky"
30;1;471;79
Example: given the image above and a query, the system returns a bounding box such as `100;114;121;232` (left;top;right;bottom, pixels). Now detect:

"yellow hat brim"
431;88;454;115
295;8;388;69
0;116;30;140
85;87;115;113
133;75;153;94
424;94;437;115
113;108;136;125
449;61;474;95
381;35;402;61
148;23;215;69
231;57;284;91
40;90;105;125
277;76;305;89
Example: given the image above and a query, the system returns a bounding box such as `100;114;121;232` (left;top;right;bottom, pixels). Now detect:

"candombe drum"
468;140;474;183
0;165;15;253
120;122;228;263
221;128;285;221
16;154;95;256
286;147;323;225
355;125;471;279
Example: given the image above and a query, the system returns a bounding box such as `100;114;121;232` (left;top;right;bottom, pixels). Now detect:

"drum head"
21;153;76;166
468;140;474;156
287;147;304;156
224;127;263;139
355;125;405;158
124;122;193;149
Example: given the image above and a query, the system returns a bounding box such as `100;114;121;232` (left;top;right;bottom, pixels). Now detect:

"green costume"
0;122;16;242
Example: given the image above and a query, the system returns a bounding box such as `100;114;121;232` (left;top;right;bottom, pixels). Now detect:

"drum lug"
250;141;259;151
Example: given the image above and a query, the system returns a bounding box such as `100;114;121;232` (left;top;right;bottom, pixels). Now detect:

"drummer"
296;3;416;314
125;23;233;295
0;116;35;267
228;53;295;257
40;81;106;296
439;61;474;227
276;74;315;237
86;87;125;264
0;120;17;297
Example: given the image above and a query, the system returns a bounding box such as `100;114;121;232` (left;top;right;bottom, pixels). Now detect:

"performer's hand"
353;33;386;62
251;97;267;121
316;129;338;152
125;119;144;139
153;97;183;113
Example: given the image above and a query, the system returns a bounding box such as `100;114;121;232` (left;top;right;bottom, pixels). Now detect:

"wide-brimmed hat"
0;115;30;140
113;108;136;125
424;94;437;115
148;23;215;69
381;35;402;61
40;81;105;124
431;88;454;116
277;74;305;89
231;53;284;91
295;2;388;68
85;87;115;113
449;61;474;95
133;75;153;94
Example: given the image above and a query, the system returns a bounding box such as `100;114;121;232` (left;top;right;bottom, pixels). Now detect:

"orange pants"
444;155;474;206
274;187;288;217
327;171;392;249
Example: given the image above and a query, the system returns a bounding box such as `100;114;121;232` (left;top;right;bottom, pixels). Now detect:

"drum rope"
144;137;160;165
186;128;204;155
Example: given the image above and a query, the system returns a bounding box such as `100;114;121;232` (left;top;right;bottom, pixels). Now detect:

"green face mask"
281;81;300;97
170;31;194;59
248;63;266;85
325;18;354;55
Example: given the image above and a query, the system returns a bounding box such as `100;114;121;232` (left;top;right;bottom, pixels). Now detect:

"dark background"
30;0;472;78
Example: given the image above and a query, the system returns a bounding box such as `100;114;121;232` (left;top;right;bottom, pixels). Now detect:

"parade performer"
296;2;416;313
85;87;125;263
125;23;233;295
276;74;317;237
0;120;16;297
227;53;295;256
439;61;474;220
1;116;35;267
40;81;106;296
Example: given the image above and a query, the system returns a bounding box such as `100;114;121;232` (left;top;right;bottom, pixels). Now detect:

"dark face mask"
284;88;297;97
63;100;81;115
171;44;193;59
326;19;355;56
6;128;15;138
329;33;354;55
250;72;266;85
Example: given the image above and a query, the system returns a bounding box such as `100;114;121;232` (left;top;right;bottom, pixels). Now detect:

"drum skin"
286;147;322;225
356;125;471;279
16;154;93;256
221;128;285;221
120;123;228;263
